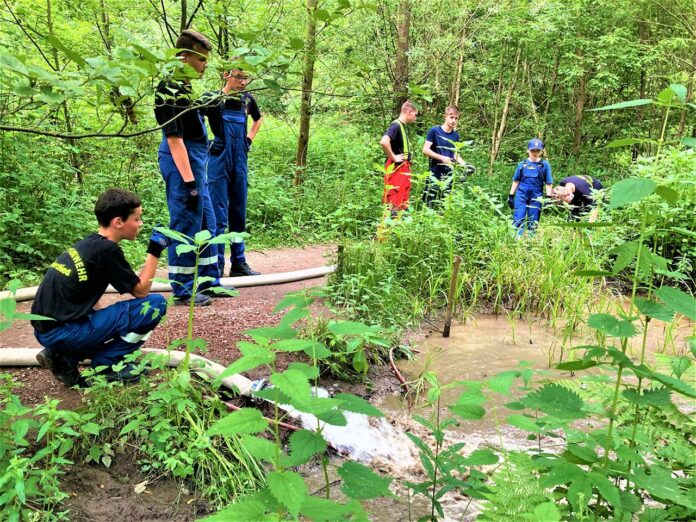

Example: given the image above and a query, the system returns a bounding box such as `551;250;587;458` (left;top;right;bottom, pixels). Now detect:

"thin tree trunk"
634;20;649;160
524;59;539;136
572;50;587;158
393;0;410;111
677;51;696;140
180;0;187;32
451;30;467;107
540;52;559;140
47;0;81;181
489;44;521;175
294;0;318;186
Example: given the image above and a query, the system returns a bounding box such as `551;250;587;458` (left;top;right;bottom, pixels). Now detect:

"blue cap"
528;138;544;150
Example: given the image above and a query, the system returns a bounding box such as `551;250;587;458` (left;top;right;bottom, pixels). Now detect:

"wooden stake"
443;255;462;338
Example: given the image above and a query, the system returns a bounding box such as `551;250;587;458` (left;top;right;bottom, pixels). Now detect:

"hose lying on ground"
0;347;253;395
0;265;336;303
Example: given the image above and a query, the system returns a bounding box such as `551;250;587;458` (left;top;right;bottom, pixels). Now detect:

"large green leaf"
588;314;636;338
630;466;695;509
604;138;646;149
338;462;392;499
238;435;277;462
589;99;652;111
655;287;696;320
622;387;672;407
214;342;275;385
449;403;486;420
334;393;384;417
461;449;498;466
608;178;656;210
267;471;307;516
589;472;622;509
523;502;561;521
634;297;675;322
200;498;267;521
521;384;586;420
506;414;543;433
611;241;639;274
270;369;311;404
281;429;327;467
207;408;268;436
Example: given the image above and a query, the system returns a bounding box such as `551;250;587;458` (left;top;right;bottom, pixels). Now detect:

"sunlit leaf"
655;286;696;320
267;471;307;516
589;99;652;111
207;408;268;436
608;178;656;210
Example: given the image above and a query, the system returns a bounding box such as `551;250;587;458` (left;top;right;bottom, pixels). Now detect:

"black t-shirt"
384;121;409;157
31;234;139;332
560;176;603;217
154;80;207;142
204;91;261;139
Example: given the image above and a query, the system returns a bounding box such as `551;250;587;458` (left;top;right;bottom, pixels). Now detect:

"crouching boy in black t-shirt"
31;189;169;387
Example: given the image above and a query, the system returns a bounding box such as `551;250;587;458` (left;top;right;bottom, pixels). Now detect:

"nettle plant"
201;291;397;521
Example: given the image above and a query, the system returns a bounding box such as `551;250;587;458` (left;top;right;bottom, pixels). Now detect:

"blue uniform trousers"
208;109;249;273
513;182;543;236
158;137;220;297
34;295;167;369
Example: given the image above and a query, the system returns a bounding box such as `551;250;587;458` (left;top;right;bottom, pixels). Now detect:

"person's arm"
509;180;520;196
131;254;160;298
166;136;195;183
380;135;403;163
422;140;452;164
131;230;169;298
248;116;263;142
544;160;553;197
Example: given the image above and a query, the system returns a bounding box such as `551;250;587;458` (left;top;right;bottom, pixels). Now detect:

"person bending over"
32;189;169;387
552;175;603;222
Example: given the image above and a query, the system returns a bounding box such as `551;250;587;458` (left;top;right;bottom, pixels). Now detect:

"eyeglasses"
229;73;251;82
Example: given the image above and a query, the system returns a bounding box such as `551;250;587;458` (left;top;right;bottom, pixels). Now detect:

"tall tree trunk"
633;20;649;160
294;0;318;186
450;29;467;107
572;50;587;158
47;0;81;181
488;44;521;175
393;0;410;112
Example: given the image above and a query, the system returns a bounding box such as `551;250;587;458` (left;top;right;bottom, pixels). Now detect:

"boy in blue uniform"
154;30;225;305
507;138;553;236
32;189;168;387
205;65;263;277
552;175;603;222
421;105;473;207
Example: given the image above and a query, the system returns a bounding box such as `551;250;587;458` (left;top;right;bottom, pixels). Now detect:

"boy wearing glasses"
205;64;263;277
154;29;223;306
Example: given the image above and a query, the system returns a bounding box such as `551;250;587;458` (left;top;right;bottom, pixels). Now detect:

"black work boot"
37;348;87;388
229;262;260;277
173;293;212;307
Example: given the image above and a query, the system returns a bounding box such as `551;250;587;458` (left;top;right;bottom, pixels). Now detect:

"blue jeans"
34;295;167;369
208;109;250;272
159;136;220;298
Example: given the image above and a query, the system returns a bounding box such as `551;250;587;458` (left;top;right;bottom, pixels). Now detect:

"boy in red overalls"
379;101;418;212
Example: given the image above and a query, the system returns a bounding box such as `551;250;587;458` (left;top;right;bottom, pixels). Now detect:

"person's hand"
441;156;453;165
147;225;170;258
184;180;200;210
393;153;404;163
507;194;515;209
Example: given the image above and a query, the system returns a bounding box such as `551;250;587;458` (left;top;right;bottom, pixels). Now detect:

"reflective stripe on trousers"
34;295;167;369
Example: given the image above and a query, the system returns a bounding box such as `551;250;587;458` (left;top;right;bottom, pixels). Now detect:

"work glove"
147;225;170;258
463;164;476;175
507;194;515;209
184;180;200;210
246;136;253;150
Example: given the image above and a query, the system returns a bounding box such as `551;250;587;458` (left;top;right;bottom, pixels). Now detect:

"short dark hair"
175;29;212;54
94;189;142;227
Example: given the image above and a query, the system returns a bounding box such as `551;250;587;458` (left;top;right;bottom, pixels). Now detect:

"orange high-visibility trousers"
383;159;411;211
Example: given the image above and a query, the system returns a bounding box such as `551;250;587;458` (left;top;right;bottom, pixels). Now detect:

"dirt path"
0;244;336;407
